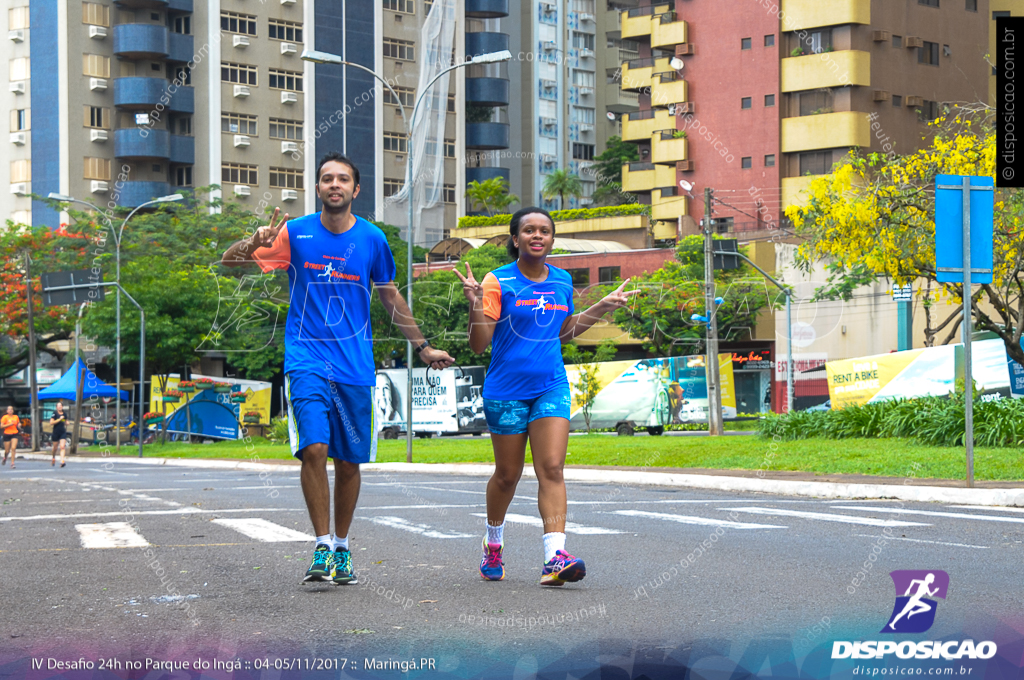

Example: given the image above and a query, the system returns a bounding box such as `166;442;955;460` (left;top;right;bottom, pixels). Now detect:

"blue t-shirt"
254;213;396;385
480;262;575;400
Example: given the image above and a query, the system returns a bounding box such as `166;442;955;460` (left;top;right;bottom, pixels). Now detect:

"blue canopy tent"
38;358;129;402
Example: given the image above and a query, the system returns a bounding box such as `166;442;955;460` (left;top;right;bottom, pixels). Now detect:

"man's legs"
332;459;360;539
299;442;331;536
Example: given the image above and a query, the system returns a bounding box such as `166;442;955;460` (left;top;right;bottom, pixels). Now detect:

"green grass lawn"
95;434;1024;481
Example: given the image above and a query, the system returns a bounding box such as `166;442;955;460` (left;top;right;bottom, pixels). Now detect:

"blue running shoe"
540;550;585;587
303;544;334;583
480;539;505;581
331;548;357;585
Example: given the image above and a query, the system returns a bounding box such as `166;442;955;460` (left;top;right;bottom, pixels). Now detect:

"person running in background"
221;152;453;585
2;406;19;468
50;402;68;468
454;207;637;586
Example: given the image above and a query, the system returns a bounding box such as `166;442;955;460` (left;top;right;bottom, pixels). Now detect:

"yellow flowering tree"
786;106;1024;365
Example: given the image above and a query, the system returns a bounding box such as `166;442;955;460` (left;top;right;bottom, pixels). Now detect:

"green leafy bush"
267;416;290;445
457;203;645;229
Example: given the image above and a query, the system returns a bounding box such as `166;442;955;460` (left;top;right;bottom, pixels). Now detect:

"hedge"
457;203;646;229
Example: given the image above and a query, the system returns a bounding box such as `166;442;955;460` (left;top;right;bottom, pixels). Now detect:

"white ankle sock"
486;522;505;546
315;534;332;549
542;532;566;562
333;534;349;551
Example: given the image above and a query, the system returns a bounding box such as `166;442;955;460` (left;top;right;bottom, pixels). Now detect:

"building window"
993;11;1010;18
799;151;832;175
383;0;414;13
270;167;303;190
892;34;903;48
572;70;595;88
384;132;407;153
798;89;834;115
443;184;455;204
9;57;30;82
220;11;257;36
222;163;258;185
764;34;775;47
741;157;752;169
385;86;416;107
81;3;108;27
10;6;30;29
741;37;752;50
222;112;257;135
221;62;258;85
383;38;415;61
765;154;775;167
268;18;302;42
566;268;590;286
918;100;941;122
918;0;939;6
10;159;31;183
966;0;977;10
798;28;832;54
764;94;775;107
175;166;193;187
10;109;29;132
572;107;595;124
919;41;940;66
173;65;192;85
84;157;111;181
176;117;192;135
269;117;302;140
269;68;302;91
83;106;109;129
447;93;456;112
892;94;903;107
572;143;595;160
444;138;455;158
384;178;404;197
82;54;108;78
173;15;190;34
151;63;161;72
598;266;620;284
741;97;752;109
572;32;595;50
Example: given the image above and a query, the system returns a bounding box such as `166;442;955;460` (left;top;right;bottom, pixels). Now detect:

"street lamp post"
302;48;511;463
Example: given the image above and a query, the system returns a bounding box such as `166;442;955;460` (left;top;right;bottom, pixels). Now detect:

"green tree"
542;169;584;210
563;338;617;433
612;235;773;356
465;177;520;216
590;136;639;206
369;222;431;368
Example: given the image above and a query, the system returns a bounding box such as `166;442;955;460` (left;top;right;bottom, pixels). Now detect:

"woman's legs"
485;433;529;527
527;417;570;534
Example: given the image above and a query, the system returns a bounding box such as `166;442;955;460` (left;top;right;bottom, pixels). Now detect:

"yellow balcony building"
622;162;676;193
781;111;871;153
621;108;673;142
620;56;672;93
651;72;687;107
620;4;671;40
780;50;870;92
652;188;689;222
779;0;870;31
651;12;687;49
651;131;688;165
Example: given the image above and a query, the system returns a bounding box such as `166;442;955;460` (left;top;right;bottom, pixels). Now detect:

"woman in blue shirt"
454;207;636;586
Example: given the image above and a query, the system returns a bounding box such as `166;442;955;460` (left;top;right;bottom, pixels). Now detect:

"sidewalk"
10;451;1024;507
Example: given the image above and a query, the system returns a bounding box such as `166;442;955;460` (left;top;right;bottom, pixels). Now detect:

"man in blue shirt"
222;152;453;584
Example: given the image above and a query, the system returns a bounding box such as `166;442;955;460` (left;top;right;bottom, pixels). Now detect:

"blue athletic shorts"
285;372;378;464
483;386;572;435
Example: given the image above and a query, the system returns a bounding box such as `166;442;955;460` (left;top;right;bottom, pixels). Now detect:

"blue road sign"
935;175;994;284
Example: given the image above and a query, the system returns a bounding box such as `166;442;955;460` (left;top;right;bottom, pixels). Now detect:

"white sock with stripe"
543;532;566;562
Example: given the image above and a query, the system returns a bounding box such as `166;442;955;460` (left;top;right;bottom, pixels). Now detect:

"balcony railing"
628;162;656;171
627;3;672;17
627;57;656;69
628;109;656;121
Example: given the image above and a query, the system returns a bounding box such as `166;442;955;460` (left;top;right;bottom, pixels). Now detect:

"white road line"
361;504;480;510
86;469;141;476
119;489;187;493
470;512;626;535
832;506;1024;525
851;534;989;549
725;507;930;527
212;518;314;542
365;516;475;539
567;499;816;505
948;505;1024;513
76;522;150;549
609;509;787;530
0;507;304;522
224;486;299;490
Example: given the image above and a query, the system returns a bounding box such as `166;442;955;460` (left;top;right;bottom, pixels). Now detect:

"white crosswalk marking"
212;518;314;542
726;507;930;527
366;516;475;539
610;509;787;530
471;512;626;535
948;505;1024;514
76;522;150;549
852;534;989;549
832;506;1024;525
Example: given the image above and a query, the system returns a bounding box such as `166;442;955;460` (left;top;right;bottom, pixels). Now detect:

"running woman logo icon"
881;570;949;634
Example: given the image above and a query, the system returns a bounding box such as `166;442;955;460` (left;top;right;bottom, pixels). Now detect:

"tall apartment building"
989;0;1023;104
617;0;990;235
1;0;484;248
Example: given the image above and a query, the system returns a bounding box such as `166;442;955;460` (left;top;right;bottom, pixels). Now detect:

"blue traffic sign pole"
960;176;974;489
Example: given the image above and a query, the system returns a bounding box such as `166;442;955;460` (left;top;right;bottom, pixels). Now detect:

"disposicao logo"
831;570;997;661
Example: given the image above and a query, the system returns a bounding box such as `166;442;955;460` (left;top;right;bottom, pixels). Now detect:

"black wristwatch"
415;341;431;354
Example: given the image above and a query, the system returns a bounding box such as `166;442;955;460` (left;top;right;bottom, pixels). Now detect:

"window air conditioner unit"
281;91;298;103
281;141;299;153
542;41;557;51
873;90;890;102
677;160;694;172
10;132;26;146
904;36;923;48
872;30;891;42
540;116;556;126
579;123;594;131
579;197;593;205
9;81;26;94
541;78;556;88
579;13;595;21
233;35;249;48
233;185;251;196
281;0;296;5
676;101;695;114
10;183;29;196
91;180;109;194
579;86;594;94
8;29;25;43
233;134;251;147
281;42;297;55
906;95;924;107
281;189;298;201
676;43;695;56
233;85;250;97
89;129;108;142
88;25;107;39
89;78;108;91
579;48;595;58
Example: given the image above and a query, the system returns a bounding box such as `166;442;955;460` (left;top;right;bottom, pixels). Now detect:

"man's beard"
321;192;352;213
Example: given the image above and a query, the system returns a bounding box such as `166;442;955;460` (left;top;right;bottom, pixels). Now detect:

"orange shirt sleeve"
251;224;291;273
481;272;502;320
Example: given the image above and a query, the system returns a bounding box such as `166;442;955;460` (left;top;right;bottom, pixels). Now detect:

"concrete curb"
12;454;1024;507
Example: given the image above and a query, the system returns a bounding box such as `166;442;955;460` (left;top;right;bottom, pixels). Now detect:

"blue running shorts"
285;372;378;464
483;386;572;435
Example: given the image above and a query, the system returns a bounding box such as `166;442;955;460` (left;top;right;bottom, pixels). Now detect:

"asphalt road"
0;457;1020;678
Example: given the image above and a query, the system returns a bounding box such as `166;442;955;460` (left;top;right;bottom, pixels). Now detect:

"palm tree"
542;169;584;210
465;177;519;216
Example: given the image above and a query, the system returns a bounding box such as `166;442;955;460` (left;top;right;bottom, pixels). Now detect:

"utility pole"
23;251;39;451
703;187;723;436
